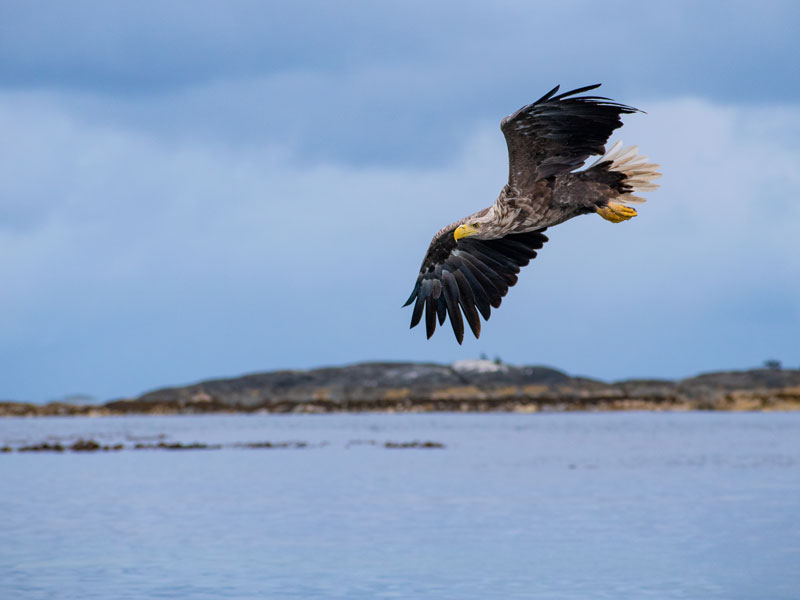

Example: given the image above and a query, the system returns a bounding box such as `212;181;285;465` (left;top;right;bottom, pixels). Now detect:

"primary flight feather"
403;84;661;343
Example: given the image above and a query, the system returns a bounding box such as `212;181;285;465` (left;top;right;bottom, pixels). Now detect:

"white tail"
591;140;661;204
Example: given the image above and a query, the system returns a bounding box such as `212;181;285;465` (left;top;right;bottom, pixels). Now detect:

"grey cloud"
1;1;798;99
0;0;471;91
2;1;799;170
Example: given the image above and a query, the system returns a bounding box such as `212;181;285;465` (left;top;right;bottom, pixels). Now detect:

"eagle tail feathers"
590;140;661;205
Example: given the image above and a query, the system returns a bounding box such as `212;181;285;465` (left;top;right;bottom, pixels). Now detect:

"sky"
1;0;799;402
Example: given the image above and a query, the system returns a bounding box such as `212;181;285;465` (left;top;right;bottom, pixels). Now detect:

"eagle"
403;84;661;343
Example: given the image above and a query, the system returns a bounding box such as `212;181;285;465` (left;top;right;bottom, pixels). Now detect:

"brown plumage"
403;84;661;343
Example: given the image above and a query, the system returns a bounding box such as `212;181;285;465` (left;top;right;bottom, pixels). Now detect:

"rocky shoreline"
3;361;800;417
0;438;444;453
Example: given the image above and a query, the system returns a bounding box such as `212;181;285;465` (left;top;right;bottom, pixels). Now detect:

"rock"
133;441;222;450
236;441;309;449
17;442;65;452
384;441;445;449
70;439;102;451
2;362;800;416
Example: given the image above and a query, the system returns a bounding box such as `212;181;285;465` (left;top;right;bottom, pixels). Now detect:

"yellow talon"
597;203;637;223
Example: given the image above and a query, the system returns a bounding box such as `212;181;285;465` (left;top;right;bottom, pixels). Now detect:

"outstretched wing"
501;84;639;190
403;228;549;343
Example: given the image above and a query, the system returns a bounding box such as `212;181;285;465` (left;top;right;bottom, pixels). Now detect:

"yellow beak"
454;223;480;241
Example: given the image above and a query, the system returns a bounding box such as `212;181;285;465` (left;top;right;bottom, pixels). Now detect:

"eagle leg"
597;203;637;223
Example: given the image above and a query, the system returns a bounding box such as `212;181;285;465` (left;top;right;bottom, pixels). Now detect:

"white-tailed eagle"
404;84;661;343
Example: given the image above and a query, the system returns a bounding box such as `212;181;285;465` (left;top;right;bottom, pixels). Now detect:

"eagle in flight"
403;84;661;343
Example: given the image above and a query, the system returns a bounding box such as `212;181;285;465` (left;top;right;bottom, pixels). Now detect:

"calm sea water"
1;412;799;599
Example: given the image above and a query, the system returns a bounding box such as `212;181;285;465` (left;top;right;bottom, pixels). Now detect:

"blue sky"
1;0;799;402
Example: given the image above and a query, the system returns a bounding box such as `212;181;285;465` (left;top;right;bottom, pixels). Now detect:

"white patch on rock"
452;359;510;373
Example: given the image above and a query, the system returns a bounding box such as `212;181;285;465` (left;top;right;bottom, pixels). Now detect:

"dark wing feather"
501;83;639;189
403;228;548;343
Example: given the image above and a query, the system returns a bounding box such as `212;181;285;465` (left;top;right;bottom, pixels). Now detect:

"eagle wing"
403;228;548;343
501;84;639;191
404;84;638;343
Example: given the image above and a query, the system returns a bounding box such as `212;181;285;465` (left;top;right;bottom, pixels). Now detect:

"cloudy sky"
1;1;799;402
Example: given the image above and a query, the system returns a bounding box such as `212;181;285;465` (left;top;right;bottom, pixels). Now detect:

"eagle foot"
597;203;637;223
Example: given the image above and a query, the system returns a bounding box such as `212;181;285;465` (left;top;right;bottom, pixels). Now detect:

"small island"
2;361;800;417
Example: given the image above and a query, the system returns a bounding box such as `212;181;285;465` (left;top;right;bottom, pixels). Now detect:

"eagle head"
453;222;482;241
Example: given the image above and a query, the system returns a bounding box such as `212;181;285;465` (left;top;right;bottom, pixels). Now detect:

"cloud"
3;2;798;98
2;1;799;171
1;84;799;401
0;89;506;400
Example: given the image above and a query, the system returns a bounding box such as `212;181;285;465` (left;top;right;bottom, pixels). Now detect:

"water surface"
1;412;798;599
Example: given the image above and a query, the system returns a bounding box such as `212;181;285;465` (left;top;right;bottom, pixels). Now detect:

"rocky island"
2;360;800;417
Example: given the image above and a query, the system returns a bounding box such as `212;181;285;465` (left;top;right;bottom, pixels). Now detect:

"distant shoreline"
3;361;800;417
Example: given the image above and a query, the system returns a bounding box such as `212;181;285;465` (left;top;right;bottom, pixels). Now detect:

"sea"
1;411;798;599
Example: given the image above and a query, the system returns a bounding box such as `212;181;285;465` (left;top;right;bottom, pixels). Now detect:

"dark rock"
70;439;102;451
384;441;445;449
65;440;122;452
133;441;222;450
237;441;308;449
680;369;800;391
18;442;65;452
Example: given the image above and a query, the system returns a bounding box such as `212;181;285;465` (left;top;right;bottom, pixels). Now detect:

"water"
1;412;798;599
